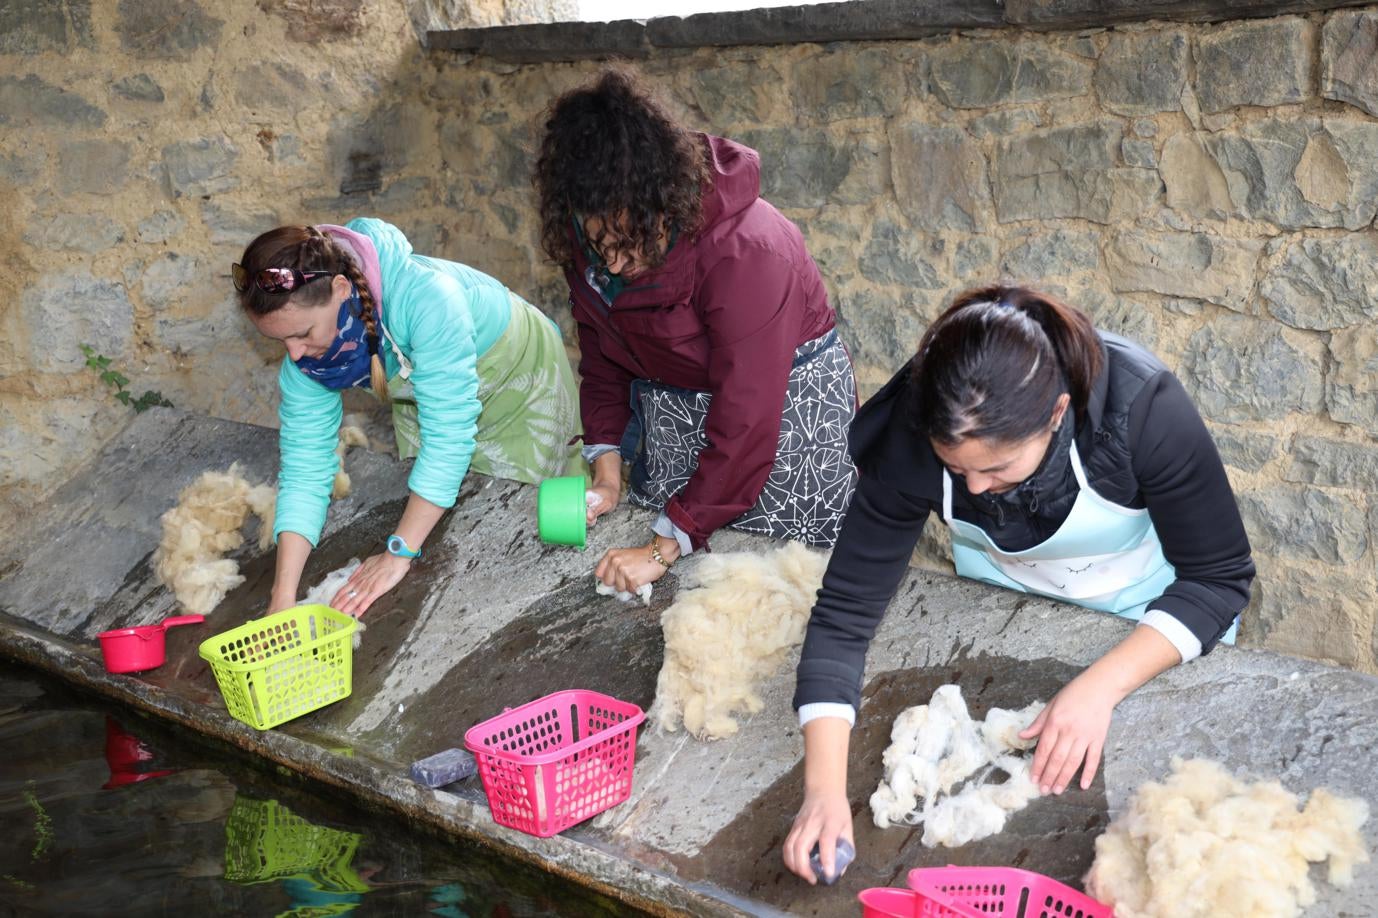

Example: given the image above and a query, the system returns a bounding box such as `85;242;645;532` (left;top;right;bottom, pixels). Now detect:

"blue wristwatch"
387;534;422;559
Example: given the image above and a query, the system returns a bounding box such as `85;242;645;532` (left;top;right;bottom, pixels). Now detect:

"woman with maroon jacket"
535;69;858;592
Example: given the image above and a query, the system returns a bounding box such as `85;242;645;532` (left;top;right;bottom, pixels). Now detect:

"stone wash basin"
2;409;1375;915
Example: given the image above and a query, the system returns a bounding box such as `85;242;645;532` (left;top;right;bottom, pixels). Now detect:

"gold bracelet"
649;538;673;569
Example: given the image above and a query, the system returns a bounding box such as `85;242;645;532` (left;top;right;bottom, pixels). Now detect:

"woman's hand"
586;480;621;526
1020;670;1115;794
595;536;678;592
330;552;412;618
586;452;623;526
783;788;854;885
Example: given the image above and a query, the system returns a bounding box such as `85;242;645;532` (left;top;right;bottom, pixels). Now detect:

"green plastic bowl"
538;476;587;549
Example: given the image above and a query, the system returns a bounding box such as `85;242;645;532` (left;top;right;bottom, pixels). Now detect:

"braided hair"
237;225;389;398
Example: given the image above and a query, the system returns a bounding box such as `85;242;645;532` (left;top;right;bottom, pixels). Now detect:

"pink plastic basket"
859;886;972;918
907;867;1112;918
463;689;645;837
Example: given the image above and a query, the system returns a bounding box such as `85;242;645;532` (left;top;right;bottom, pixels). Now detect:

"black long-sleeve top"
793;333;1256;714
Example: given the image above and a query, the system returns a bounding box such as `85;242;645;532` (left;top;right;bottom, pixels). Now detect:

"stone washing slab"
1;409;1375;915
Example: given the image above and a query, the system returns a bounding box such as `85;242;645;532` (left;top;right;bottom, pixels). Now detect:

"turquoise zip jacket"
274;218;511;546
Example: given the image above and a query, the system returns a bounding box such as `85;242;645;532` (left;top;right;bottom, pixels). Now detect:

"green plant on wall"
80;344;174;413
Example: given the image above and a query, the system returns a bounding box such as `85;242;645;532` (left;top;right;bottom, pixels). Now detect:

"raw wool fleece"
871;684;1045;848
653;541;829;740
1085;757;1370;918
153;464;276;614
331;424;369;499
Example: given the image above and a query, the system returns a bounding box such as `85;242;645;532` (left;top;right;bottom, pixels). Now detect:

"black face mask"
974;411;1075;521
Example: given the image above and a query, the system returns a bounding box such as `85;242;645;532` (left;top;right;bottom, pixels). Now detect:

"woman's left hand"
331;552;412;618
1019;670;1116;795
595;538;678;593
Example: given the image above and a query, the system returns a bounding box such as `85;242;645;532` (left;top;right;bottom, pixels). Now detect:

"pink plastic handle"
160;615;205;630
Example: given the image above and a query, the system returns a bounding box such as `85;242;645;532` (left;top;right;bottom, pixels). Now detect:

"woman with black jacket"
782;285;1255;885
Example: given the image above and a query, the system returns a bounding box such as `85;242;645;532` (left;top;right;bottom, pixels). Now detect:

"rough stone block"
685;61;783;125
832;132;890;205
21;272;134;373
1238;485;1368;565
1209;425;1277;473
162;136;240;198
1075;289;1158;348
1201;119;1378;229
111;73;165;103
738;127;851;209
1180;316;1325;424
1322;10;1378;118
22;213;124;253
0;74;104;128
929;40;1091;109
233;62;315;114
792;47;907;121
858;222;945;288
139;253;217;314
992;121;1128;223
1000;228;1100;280
137;210;185;244
889;122;989;231
1260;234;1378;331
1122;138;1157;169
1252;566;1375;666
258;0;366;42
1095;30;1188;115
1194;17;1312;113
967;108;1042;138
1286;435;1378;490
200;201;282;246
331;103;429;196
953;237;995;279
1160;132;1232;219
1327;327;1378;437
1105;231;1262;311
116;0;223;58
0;147;48;185
0;0;93;53
834;287;934;372
57;140;132;195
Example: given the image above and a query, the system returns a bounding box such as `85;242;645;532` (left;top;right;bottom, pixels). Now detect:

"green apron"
388;292;583;484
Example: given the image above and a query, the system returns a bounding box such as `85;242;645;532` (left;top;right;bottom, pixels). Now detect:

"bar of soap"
410;748;478;788
808;838;855;886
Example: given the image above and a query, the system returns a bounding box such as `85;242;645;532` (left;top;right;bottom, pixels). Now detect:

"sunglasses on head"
231;264;334;294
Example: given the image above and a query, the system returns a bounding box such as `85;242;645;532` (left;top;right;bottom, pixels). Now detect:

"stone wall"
5;3;1378;674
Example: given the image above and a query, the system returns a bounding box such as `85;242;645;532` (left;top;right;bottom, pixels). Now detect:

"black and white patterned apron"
622;330;858;547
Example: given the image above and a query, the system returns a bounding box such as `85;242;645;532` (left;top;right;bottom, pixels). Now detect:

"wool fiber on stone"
303;558;366;647
1085;757;1370;918
653;541;828;740
331;424;369;500
870;684;1044;848
153;464;276;614
595;578;652;605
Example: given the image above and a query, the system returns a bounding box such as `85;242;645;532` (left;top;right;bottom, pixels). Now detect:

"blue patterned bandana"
292;286;377;390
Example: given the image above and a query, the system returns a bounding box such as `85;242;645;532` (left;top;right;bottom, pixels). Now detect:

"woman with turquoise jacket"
235;218;581;617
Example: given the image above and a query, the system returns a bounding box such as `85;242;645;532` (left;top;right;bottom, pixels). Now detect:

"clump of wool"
1085;757;1370;918
870;684;1045;848
652;541;829;740
331;424;369;499
153;464;276;614
303;558;366;648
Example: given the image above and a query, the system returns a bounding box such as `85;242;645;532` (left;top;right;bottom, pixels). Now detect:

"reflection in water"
0;667;641;917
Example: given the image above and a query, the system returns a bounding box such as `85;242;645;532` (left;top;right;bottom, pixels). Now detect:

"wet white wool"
652;542;829;740
1085;757;1370;918
870;684;1045;848
331;424;369;499
303;558;367;648
153;464;276;614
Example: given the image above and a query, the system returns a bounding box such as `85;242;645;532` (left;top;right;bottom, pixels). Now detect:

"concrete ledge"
427;0;1374;62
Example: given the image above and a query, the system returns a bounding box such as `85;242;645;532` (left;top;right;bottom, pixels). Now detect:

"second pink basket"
463;689;645;837
907;866;1111;918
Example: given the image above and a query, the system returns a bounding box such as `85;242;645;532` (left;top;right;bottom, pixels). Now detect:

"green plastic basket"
199;604;357;731
223;796;368;892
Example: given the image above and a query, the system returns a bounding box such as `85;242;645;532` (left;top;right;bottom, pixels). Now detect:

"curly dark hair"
534;67;712;271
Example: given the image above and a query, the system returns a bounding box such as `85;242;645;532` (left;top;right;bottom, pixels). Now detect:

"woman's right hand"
784;788;855;885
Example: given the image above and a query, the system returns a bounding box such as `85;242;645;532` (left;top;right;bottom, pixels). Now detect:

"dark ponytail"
236;225;389;399
907;285;1102;445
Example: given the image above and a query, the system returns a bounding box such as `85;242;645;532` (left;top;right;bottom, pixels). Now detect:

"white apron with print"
942;442;1237;643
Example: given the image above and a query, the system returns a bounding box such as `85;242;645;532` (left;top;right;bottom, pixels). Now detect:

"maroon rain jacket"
567;134;837;551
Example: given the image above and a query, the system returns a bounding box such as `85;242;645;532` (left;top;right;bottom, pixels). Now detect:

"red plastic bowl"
97;615;204;673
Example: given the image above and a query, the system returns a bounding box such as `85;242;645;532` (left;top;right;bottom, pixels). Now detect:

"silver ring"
348;590;359;597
